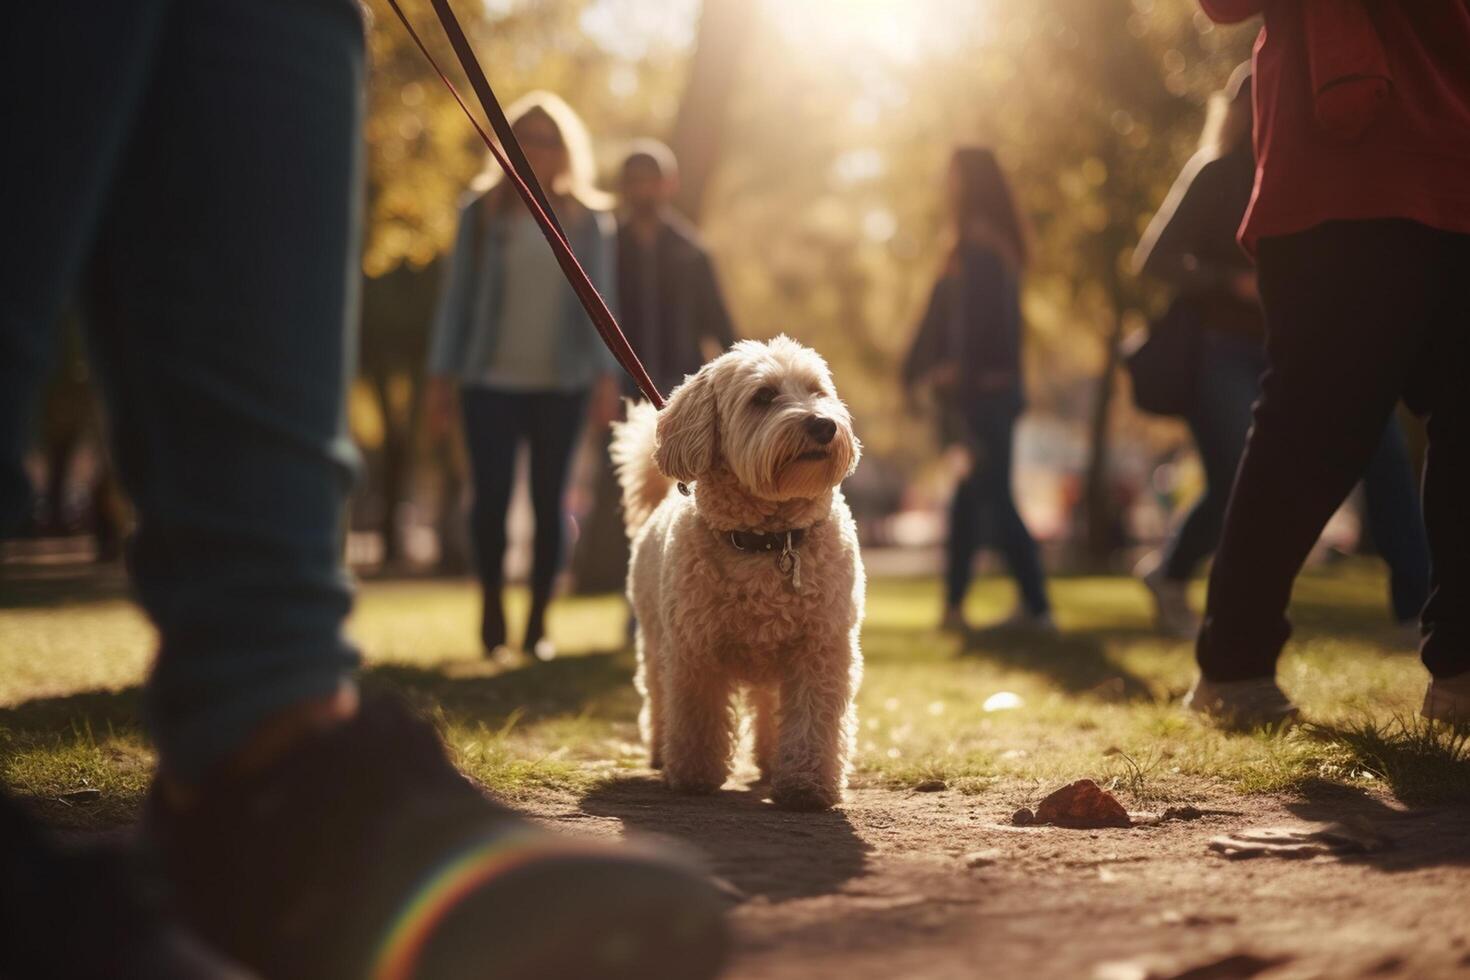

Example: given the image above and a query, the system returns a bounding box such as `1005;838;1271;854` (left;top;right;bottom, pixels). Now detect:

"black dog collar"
726;527;808;554
725;526;816;590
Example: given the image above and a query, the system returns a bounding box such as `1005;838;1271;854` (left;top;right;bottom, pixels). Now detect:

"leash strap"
383;0;666;409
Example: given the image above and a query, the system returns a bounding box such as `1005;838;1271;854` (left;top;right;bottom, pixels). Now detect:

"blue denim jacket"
426;191;618;389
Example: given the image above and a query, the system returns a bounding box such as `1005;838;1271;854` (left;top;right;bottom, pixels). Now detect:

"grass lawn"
3;559;1468;831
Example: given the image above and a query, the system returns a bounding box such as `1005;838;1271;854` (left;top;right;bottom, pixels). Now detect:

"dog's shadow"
578;775;871;902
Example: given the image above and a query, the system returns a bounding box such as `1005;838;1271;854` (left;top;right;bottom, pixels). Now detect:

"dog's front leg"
661;657;734;795
771;645;855;812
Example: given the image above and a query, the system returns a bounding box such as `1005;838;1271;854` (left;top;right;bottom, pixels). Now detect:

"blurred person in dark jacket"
573;141;738;595
616;140;736;396
904;146;1052;634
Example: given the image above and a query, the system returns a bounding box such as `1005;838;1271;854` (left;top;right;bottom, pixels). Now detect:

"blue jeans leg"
1361;417;1431;623
4;0;368;780
0;2;170;535
950;408;1049;616
1162;331;1264;582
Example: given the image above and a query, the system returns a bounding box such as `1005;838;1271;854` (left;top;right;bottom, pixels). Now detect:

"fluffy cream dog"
611;336;865;811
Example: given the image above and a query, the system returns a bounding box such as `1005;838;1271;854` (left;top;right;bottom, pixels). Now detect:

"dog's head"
654;336;860;500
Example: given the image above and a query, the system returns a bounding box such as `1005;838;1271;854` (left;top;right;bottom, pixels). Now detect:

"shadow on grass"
1306;719;1470;807
0;687;146;738
365;649;638;730
0;687;149;830
579;775;870;901
953;625;1158;702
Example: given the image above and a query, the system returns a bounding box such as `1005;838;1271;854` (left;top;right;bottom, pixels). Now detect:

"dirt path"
524;778;1470;980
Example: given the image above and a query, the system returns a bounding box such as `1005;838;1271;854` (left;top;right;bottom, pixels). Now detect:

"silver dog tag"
779;532;801;591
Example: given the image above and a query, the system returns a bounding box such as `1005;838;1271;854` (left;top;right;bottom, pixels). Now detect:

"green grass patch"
1;560;1462;829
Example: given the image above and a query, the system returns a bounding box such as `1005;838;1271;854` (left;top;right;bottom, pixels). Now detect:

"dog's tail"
610;400;671;536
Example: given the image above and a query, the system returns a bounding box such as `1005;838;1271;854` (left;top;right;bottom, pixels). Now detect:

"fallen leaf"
1034;779;1132;829
1208;823;1389;860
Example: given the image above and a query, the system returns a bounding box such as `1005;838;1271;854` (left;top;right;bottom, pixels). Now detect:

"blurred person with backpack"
1184;1;1470;727
1130;63;1429;641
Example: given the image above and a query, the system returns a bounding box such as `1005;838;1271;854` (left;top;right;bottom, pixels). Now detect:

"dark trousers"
460;387;588;608
945;406;1050;616
1164;331;1430;623
1198;220;1470;682
0;0;364;779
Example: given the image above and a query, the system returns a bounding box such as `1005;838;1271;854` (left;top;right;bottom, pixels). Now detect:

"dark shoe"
481;590;507;654
0;789;248;979
146;695;728;980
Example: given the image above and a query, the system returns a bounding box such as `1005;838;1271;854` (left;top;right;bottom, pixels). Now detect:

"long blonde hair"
470;90;613;212
1198;64;1253;160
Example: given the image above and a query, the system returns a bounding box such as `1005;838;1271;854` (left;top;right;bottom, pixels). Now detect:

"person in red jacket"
1186;0;1470;727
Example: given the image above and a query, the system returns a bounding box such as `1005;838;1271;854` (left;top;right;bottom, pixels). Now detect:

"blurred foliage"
359;0;1257;543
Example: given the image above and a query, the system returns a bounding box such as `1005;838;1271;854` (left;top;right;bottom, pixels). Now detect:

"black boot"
480;585;506;655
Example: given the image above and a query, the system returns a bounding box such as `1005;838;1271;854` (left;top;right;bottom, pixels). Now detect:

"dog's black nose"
805;415;836;445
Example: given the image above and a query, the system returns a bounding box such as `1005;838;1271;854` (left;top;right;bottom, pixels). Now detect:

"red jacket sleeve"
1199;0;1263;24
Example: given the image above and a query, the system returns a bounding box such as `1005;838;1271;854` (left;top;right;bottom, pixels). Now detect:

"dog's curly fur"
611;336;865;811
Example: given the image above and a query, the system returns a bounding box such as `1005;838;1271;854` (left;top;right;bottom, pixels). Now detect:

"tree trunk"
668;0;753;222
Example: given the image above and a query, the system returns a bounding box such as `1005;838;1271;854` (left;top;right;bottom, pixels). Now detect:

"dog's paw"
771;778;838;812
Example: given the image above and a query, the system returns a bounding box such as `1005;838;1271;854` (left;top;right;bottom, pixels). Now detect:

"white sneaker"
1184;675;1300;731
1422;672;1470;725
1135;552;1199;639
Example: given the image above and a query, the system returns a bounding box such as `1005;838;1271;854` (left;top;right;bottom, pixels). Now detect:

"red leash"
383;0;667;410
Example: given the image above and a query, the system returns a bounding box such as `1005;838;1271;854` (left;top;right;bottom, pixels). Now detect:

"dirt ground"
523;777;1470;980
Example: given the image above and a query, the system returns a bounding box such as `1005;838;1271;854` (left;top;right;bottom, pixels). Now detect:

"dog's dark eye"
752;386;777;407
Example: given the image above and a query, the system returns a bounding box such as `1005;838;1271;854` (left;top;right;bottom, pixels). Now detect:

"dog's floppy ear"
654;365;718;482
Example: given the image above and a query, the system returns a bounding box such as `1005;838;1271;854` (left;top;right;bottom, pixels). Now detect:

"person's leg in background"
942;459;984;631
1360;415;1431;627
1418;231;1470;718
971;407;1051;622
1146;331;1264;636
461;387;524;654
1192;220;1442;726
523;388;590;657
0;4;169;535
0;6;248;976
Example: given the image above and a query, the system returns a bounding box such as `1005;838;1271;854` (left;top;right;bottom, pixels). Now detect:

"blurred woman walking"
904;147;1053;634
425;91;619;660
